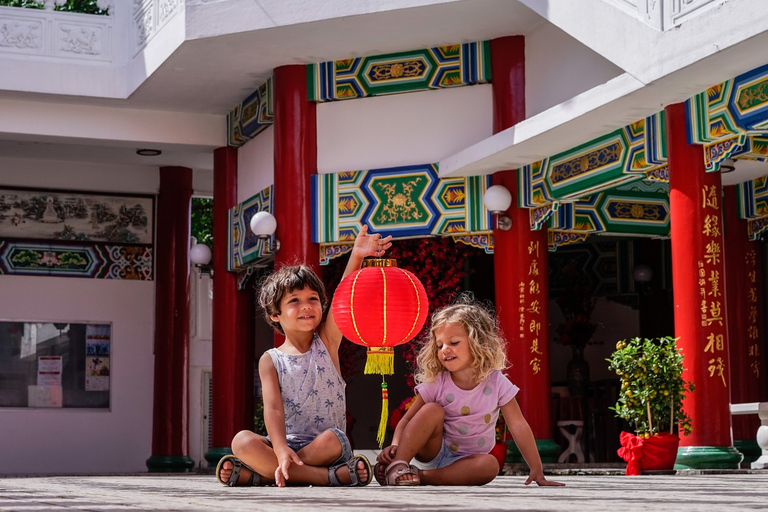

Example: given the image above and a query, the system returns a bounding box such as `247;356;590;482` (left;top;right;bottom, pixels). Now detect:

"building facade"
1;0;767;474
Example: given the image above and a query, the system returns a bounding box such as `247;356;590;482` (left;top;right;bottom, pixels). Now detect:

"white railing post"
730;402;768;469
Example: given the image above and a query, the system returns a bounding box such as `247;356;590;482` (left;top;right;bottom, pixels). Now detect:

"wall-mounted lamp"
250;211;280;253
483;185;513;231
633;263;653;295
719;158;736;173
190;237;213;278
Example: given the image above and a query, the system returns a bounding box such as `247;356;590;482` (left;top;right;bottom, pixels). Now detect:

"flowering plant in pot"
607;336;694;475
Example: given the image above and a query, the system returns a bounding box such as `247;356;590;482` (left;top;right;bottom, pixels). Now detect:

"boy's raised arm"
320;225;392;348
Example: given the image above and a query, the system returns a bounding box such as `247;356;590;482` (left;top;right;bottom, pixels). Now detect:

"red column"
723;186;767;445
273;64;319;347
273;65;318;272
205;147;256;466
147;166;194;472
666;102;740;468
490;36;554;452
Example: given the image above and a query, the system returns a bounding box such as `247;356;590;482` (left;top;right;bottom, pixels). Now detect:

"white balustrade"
0;4;114;62
0;0;182;63
602;0;727;31
730;402;768;470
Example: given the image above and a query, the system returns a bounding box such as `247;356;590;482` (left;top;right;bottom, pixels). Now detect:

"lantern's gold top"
362;258;398;268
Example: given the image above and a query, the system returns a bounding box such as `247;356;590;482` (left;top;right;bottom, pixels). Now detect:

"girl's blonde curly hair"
415;295;508;385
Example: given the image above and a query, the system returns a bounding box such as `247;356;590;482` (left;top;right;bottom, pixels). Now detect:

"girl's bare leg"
390;402;445;484
419;454;499;486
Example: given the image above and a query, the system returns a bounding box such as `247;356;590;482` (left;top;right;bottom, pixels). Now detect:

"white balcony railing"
0;0;182;64
604;0;728;31
0;5;114;62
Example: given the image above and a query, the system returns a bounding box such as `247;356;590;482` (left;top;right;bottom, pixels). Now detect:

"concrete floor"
1;470;766;511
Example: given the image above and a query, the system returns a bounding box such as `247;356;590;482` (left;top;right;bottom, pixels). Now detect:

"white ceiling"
2;0;767;186
0;0;544;175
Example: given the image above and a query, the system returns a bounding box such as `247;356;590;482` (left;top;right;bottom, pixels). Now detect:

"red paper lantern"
332;258;429;445
332;258;428;371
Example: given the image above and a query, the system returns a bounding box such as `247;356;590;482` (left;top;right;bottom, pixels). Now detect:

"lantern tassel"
377;380;389;448
365;347;394;376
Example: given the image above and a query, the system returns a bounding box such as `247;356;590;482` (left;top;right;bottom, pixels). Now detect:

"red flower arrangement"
390;396;417;430
388;236;470;389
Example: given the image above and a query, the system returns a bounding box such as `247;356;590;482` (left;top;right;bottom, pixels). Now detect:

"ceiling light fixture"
136;148;162;157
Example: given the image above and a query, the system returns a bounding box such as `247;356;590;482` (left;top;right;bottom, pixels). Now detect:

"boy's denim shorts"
266;427;353;466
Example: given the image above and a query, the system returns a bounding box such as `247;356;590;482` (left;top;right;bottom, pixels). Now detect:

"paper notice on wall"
85;356;110;391
28;385;63;408
37;356;62;387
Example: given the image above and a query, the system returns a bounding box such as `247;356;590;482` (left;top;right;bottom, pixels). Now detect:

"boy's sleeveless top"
266;333;347;438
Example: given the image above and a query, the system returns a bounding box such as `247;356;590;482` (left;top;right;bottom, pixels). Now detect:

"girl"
375;299;564;487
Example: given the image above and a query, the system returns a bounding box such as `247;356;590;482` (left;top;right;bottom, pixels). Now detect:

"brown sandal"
385;459;420;486
216;455;262;487
374;462;387;486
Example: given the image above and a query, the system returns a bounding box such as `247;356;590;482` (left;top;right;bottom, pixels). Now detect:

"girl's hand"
524;472;565;486
274;447;303;487
354;224;392;259
376;445;398;465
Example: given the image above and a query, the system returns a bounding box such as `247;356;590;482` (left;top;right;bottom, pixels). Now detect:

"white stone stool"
557;420;585;463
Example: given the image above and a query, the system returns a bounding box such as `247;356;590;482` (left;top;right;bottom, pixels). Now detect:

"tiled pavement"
1;470;766;511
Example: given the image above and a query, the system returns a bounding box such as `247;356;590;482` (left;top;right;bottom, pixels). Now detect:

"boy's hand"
274;447;303;487
354;224;392;258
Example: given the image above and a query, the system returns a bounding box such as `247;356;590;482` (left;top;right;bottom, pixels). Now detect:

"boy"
217;225;391;487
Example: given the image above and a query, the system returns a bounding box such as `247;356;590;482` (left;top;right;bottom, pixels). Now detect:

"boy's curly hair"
415;294;508;385
258;264;327;334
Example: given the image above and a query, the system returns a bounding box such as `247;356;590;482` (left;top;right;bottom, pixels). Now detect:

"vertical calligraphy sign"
699;184;728;389
523;240;544;376
723;185;767;442
744;248;765;383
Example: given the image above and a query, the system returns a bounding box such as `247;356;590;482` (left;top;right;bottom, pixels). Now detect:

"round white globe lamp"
482;185;513;231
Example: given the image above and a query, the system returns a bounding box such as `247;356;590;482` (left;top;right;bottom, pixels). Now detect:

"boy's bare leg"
221;429;368;486
419;454;499;486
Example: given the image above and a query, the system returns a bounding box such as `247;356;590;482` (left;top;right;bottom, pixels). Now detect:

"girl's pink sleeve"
496;371;520;406
415;379;436;403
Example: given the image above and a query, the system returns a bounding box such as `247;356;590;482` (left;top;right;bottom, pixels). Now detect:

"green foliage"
191;198;213;248
0;0;108;14
253;400;267;436
607;336;694;437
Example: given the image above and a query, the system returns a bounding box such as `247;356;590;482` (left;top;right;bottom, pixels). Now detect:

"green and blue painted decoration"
228;186;274;272
308;42;490;102
311;163;493;261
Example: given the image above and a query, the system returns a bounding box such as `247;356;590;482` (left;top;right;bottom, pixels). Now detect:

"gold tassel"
377;380;389;448
365;347;394;376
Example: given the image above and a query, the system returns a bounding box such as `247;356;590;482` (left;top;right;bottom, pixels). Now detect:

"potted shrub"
607;336;695;475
